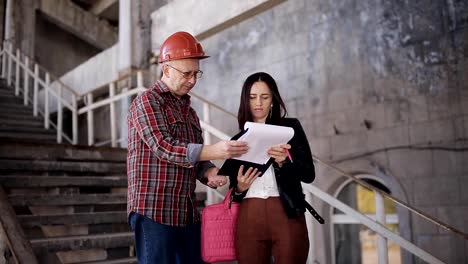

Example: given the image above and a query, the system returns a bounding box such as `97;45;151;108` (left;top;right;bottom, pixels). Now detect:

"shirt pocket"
189;117;203;143
165;109;184;139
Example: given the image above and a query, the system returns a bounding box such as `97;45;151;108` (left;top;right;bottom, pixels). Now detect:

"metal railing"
1;41;79;145
1;43;466;264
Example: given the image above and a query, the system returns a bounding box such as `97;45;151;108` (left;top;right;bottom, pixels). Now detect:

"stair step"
0;118;43;127
0;90;19;98
9;193;127;206
0;105;34;114
0;141;127;161
30;232;134;253
76;257;137;264
0;133;57;143
0;175;127;188
0;125;54;134
0;131;57;141
0;111;43;121
18;211;127;228
0;159;126;173
0;96;23;104
0;101;34;111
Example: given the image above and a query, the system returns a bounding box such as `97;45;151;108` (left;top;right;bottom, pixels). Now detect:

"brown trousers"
235;197;309;264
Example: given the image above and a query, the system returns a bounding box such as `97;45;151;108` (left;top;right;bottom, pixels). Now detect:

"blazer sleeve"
279;118;315;183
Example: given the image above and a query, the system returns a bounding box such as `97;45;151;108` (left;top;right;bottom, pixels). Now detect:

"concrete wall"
151;0;285;51
0;0;5;46
39;0;117;50
54;44;118;96
152;0;468;263
35;13;101;77
36;44;117;115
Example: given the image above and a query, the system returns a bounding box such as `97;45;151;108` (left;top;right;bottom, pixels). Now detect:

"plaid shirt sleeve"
130;92;193;168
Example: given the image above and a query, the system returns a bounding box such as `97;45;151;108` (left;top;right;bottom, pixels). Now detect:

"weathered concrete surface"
151;0;286;52
10;0;37;58
185;0;468;263
90;0;117;16
56;44;118;96
37;44;118;113
39;0;117;50
35;13;101;77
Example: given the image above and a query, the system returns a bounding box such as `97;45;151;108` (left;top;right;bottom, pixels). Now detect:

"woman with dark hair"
230;72;316;264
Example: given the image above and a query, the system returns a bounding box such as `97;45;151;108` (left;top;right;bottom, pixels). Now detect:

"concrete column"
4;0;13;42
118;0;133;148
12;0;36;58
118;0;132;74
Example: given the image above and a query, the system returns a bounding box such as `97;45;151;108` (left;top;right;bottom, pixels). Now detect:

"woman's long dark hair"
237;72;288;130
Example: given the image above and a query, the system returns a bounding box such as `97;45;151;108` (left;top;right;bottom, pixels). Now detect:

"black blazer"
229;118;315;218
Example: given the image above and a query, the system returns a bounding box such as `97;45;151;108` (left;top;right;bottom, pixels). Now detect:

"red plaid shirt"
127;80;210;226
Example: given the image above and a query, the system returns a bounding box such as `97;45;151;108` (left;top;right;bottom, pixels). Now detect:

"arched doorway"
331;174;402;264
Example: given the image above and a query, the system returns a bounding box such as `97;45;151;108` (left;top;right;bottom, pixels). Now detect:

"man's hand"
199;140;249;161
205;167;228;188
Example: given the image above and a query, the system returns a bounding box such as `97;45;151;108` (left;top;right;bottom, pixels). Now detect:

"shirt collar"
155;80;191;107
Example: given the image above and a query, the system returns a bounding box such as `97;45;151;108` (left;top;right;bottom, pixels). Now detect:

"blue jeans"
129;212;203;264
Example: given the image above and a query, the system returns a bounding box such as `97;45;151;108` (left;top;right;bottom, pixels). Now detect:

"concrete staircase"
0;141;136;263
0;80;57;143
0;80;136;263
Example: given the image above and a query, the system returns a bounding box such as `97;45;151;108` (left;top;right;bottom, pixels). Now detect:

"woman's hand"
236;165;261;192
268;144;291;166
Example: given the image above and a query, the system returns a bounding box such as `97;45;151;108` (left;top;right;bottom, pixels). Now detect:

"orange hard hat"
158;31;209;63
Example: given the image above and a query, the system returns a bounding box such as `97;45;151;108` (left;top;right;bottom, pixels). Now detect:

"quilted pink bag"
201;188;239;263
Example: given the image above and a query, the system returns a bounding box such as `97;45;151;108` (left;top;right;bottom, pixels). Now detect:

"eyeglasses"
166;64;203;79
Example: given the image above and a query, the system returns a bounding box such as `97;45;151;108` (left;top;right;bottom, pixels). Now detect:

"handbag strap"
304;201;325;224
224;188;235;209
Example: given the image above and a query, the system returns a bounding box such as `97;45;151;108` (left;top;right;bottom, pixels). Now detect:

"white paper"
234;122;294;164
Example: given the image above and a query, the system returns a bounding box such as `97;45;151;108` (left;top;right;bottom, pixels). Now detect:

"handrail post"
72;94;78;145
1;41;6;78
33;64;39;116
305;191;315;264
109;82;117;147
23;56;29;105
44;73;50;129
14;49;19;96
137;71;143;88
7;43;12;86
202;102;215;205
87;93;94;146
57;85;63;144
375;191;389;264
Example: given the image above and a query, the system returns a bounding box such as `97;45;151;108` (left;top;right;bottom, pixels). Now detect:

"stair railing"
0;41;79;145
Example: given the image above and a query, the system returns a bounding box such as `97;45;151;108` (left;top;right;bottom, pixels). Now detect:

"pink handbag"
201;188;239;263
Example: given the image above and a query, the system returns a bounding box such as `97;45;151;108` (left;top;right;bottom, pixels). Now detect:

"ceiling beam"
90;0;117;15
40;0;117;50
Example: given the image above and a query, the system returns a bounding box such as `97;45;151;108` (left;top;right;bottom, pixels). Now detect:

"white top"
245;165;280;199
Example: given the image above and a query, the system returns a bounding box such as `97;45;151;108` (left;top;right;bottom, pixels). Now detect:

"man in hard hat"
127;31;248;264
